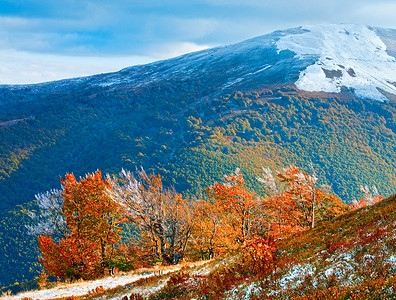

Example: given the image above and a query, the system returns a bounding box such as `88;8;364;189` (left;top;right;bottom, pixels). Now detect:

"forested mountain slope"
1;24;396;288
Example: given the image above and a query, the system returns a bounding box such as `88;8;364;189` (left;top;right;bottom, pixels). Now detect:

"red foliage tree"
259;165;348;238
350;185;383;209
205;169;260;245
38;170;123;281
38;235;102;280
242;237;278;274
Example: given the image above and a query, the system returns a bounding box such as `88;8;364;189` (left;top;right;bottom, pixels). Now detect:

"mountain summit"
120;24;396;101
276;24;396;101
85;24;396;102
3;24;396;102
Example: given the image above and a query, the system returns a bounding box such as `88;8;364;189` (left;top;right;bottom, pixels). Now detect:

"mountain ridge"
1;24;396;102
1;23;396;288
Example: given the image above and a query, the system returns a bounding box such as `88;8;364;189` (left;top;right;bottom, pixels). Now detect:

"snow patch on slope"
6;272;156;300
8;261;211;300
276;24;396;101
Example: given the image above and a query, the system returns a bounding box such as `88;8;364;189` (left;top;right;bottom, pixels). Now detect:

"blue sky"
1;0;396;84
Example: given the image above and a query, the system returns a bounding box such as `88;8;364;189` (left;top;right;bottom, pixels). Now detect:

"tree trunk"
311;189;316;229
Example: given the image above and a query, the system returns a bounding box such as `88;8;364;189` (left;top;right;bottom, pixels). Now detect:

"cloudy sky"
1;0;396;84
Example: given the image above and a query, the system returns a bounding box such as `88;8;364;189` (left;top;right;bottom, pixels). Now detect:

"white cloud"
148;41;210;59
0;16;36;30
0;50;157;84
1;1;396;84
356;3;396;27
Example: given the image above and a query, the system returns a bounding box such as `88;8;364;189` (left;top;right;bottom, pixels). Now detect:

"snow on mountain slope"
276;24;396;101
2;25;396;102
88;27;307;92
77;24;396;102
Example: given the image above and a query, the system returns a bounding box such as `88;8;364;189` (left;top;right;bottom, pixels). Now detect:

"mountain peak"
275;24;396;101
2;24;396;103
91;23;396;102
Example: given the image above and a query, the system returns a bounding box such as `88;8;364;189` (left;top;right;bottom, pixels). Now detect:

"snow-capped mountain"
276;24;396;101
2;24;396;102
3;24;396;289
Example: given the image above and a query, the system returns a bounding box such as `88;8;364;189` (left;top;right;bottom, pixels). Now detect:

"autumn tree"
257;167;287;237
277;164;322;229
38;170;123;281
258;165;347;234
205;169;260;245
108;168;194;265
242;237;278;275
163;190;194;264
26;189;67;241
190;200;235;259
38;235;102;280
350;185;383;209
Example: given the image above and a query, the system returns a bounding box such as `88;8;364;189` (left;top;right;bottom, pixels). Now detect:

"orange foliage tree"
205;169;261;245
350;185;383;209
190;200;235;259
38;170;123;281
258;165;348;237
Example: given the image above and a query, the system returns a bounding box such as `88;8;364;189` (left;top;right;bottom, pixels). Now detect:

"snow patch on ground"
7;261;210;300
121;277;169;299
6;272;158;300
223;77;245;88
247;65;272;76
388;255;396;263
226;282;260;300
278;263;315;289
276;24;396;101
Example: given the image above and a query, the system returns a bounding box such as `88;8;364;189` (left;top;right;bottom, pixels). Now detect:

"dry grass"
138;195;396;299
10;195;396;299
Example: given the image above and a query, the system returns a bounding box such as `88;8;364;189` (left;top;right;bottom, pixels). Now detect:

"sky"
1;0;396;84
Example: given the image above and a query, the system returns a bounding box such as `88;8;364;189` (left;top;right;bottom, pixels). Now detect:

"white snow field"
276;24;396;101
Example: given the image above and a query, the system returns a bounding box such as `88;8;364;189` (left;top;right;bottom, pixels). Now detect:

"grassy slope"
232;194;396;299
267;194;396;298
5;195;396;299
132;195;396;300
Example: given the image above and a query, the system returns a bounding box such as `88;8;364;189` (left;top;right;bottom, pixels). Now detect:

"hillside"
3;88;396;288
8;193;396;299
1;24;396;287
1;24;396;210
147;193;396;299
